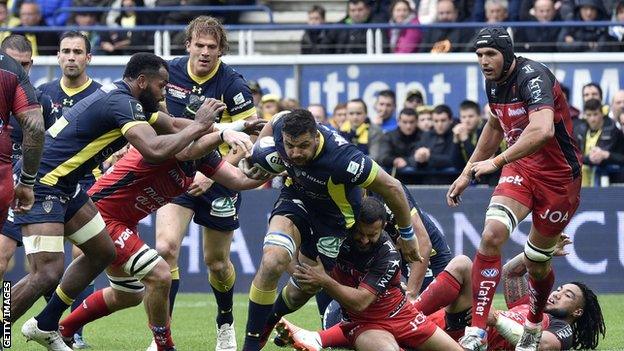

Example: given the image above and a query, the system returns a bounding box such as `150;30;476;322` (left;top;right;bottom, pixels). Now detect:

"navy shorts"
170;183;241;232
270;187;348;268
1;208;22;246
14;183;90;225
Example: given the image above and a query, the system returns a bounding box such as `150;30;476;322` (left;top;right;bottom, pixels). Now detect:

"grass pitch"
9;293;624;350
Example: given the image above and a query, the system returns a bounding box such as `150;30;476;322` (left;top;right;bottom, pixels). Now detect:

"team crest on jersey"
130;101;146;121
42;200;53;213
317;236;345;258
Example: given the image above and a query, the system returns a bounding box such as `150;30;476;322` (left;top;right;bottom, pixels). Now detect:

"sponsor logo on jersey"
233;92;245;105
508;106;527;117
522;65;534;74
498;175;524;185
62;98;73;106
130;101;146;121
475;280;496;316
210;195;238;217
347;161;360;175
538;209;570;223
481;268;499;278
528;76;544;103
191;86;203;94
317;236;345;258
114;228;134;248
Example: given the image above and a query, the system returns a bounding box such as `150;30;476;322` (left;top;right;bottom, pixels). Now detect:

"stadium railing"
2;18;622;55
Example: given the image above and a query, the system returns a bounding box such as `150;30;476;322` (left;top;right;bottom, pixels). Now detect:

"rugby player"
58;115;265;351
446;27;582;350
155;16;258;351
12;53;218;351
0;34;54;285
37;30;102;348
275;197;462;351
240;109;423;350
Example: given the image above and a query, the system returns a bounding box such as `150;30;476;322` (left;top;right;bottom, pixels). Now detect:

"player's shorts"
106;220;145;268
270;186;348;268
0;161;13;227
339;302;437;348
170;183;241;231
14;183;90;225
1;208;22;246
492;162;581;236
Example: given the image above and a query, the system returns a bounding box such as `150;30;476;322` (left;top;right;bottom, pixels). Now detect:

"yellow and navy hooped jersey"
38;77;102;121
37;81;158;194
165;57;256;155
273;118;381;230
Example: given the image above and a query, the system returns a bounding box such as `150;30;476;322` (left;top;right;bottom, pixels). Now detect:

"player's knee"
143;261;172;291
155;239;180;262
36;264;65;291
481;226;506;250
111;289;144;308
204;256;229;275
449;255;473;276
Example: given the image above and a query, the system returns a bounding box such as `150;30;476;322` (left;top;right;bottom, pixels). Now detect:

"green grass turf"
9;293;624;350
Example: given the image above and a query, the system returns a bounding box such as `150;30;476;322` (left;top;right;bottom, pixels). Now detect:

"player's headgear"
473;26;515;79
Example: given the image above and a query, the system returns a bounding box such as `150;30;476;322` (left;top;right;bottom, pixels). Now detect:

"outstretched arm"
14;108;45;177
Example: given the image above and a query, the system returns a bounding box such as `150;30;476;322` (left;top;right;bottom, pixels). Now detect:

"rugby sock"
319;324;349;347
36;286;74;331
243;283;277;350
413;270;461;315
150;321;175;350
71;280;95;336
471;252;501;329
315;290;333;322
265;288;296;331
168;267;180;316
527;268;555;324
60;289;111;338
43;287;54;302
209;267;235;327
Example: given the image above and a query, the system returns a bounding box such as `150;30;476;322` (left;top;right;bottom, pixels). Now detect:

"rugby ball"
249;136;286;174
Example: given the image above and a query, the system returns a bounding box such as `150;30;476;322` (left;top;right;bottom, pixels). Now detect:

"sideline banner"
6;187;624;293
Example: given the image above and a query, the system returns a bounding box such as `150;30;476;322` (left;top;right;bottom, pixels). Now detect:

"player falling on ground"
446;27;582;350
240;109;423;350
36;30;103;348
0;34;55;287
320;183;453;330
58;104;265;351
12;53;218;351
155;16;258;351
275;197;461;351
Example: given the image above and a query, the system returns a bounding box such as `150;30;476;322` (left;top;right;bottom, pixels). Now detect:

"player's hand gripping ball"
249;136;286;175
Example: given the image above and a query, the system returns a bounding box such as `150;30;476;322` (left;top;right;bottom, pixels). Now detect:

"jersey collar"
60;77;93;97
187;58;221;85
313;131;325;159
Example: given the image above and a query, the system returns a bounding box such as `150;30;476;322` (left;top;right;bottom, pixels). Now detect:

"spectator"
261;94;282;120
558;0;617;52
323;0;386;54
404;89;424;109
340;98;383;159
575;98;624;186
281;97;300;111
418;0;439;24
411;104;456;172
617;110;624;130
388;0;422;53
33;0;71;26
371;89;397;132
308;103;329;125
416;105;434;132
453;100;484;166
13;1;58;55
420;0;473;53
301;5;328;54
330;103;348;130
485;0;510;22
73;12;100;54
0;2;11;43
609;90;624;121
247;80;262;110
514;0;562;52
370;0;393;21
100;0;151;55
473;0;521;21
378;108;421;170
609;1;624;43
582;82;610;115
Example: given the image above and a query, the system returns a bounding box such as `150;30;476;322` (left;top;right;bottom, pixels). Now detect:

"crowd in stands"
250;80;624;186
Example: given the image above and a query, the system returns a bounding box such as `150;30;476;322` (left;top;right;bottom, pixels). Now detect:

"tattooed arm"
502;253;529;308
12;107;45;213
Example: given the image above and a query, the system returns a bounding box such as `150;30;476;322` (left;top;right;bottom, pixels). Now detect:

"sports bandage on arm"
398;225;416;241
495;314;525;345
214;120;247;133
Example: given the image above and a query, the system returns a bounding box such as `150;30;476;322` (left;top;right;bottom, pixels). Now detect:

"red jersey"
486;57;581;181
331;233;406;323
0;52;39;164
487;304;573;350
88;147;224;226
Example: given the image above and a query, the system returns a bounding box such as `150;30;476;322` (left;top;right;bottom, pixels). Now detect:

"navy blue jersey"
165;57;256;155
38;78;102;121
273;117;381;230
9;89;55;165
37;81;159;194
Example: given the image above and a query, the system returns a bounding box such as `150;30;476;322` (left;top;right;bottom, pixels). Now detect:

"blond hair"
185;16;229;54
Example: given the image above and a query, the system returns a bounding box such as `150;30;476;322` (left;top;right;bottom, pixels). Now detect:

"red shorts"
427;309;465;341
340;303;437;348
492;163;581;236
0;162;14;227
106;220;145;268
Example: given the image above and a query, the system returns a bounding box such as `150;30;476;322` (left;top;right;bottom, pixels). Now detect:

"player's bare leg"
418;328;464;351
0;235;17;281
515;228;559;351
155;203;194;315
243;215;301;350
354;329;400;351
203;227;237;351
461;195;529;351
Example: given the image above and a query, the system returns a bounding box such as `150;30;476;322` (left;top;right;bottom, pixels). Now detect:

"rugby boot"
275;318;322;351
73;333;90;349
215;323;236;351
458;326;487;351
515;323;542;351
21;317;72;351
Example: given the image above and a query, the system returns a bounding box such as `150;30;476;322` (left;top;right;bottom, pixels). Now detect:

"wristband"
19;169;36;187
398;225;416;240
